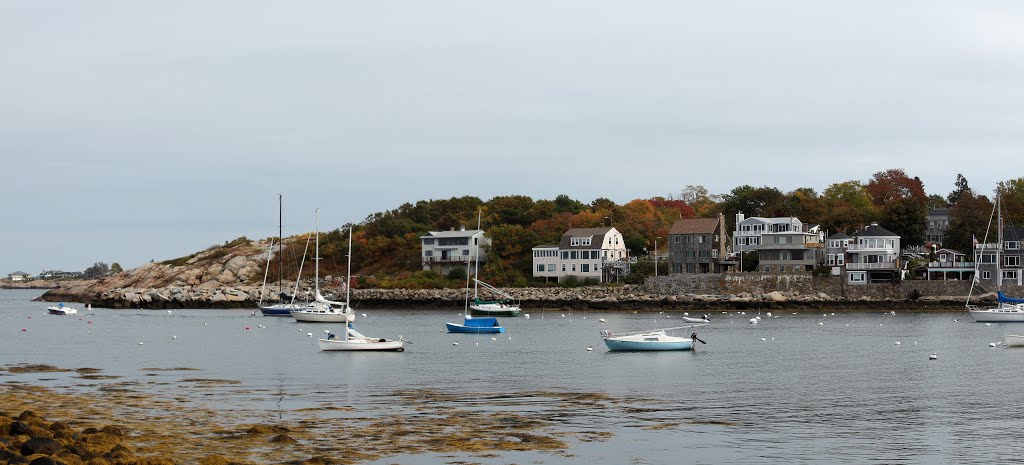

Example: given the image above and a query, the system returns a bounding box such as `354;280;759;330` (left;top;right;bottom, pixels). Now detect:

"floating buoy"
453;342;459;346
21;328;26;332
138;341;144;345
771;337;775;340
245;327;250;330
508;336;512;340
167;310;172;314
599;318;606;323
819;322;824;326
172;335;176;339
766;312;772;317
306;332;313;337
929;353;938;360
890;311;896;316
475;342;479;347
298;328;303;332
986;323;992;326
823;313;827;317
990;343;997;347
749;318;758;324
684;312;689;316
203;322;207;326
741;312;746;315
524;314;530;318
361;313;367;318
561;314;565;317
755;316;761;320
895;341;901;345
761;337;766;341
666;315;671;318
587;346;593;351
831;313;835;316
88;330;92;334
258;325;264;328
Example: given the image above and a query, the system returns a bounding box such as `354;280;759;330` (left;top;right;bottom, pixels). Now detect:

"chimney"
736;212;745;229
460;225;466;231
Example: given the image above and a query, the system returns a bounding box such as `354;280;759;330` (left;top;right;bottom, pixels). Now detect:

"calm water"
3;289;1023;464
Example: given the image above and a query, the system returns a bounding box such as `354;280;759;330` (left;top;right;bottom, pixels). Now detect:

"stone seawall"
33;277;992;311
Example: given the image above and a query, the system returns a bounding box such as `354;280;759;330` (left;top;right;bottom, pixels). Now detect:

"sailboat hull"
261;304;311;316
969;306;1024;323
318;338;404;351
469;304;521;317
603;338;693;351
445;322;505;333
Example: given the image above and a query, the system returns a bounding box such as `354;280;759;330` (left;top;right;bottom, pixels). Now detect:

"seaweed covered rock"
21;437;60;456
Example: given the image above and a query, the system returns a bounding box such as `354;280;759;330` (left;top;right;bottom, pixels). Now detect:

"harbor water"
2;289;1022;464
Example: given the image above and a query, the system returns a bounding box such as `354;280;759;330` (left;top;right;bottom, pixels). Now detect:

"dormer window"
570;237;592;247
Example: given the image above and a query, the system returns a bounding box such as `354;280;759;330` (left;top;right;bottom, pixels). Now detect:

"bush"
447;266;467;281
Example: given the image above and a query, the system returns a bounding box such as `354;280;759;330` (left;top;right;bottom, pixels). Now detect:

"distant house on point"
7;271;32;282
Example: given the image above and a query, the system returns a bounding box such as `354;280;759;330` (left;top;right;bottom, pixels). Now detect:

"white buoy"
172;335;177;340
561;314;565;317
587;346;593;351
929;353;938;360
741;312;746;315
87;330;92;334
306;332;313;337
749;318;757;324
684;312;689;316
890;311;896;316
524;314;530;318
324;330;330;333
986;323;992;326
990;343;997;347
819;322;824;326
755;316;761;320
666;315;671;318
599;318;606;323
766;312;772;317
167;310;172;314
508;336;511;340
476;342;479;346
138;341;144;345
453;342;459;346
203;322;207;326
361;313;367;317
895;341;901;345
823;313;827;317
771;337;775;340
831;313;835;316
491;337;496;341
761;337;766;341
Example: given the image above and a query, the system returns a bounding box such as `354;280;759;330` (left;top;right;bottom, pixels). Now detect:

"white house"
7;271;31;282
532;227;630;283
845;223;902;285
733;214;806;253
420;228;490;276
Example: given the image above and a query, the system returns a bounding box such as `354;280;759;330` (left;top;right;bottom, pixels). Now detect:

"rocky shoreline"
34;282;978;311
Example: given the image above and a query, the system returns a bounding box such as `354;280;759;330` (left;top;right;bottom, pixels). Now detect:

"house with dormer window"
532;227;630;283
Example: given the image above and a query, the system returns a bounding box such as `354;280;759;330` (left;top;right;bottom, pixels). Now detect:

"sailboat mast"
314;209;320;296
278;193;283;296
474;209;482;299
998;194;1004;292
346;225;352;306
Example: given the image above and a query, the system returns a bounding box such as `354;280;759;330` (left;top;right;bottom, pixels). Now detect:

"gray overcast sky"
2;1;1023;273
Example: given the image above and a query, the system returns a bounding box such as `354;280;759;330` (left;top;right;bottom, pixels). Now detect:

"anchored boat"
600;324;707;351
445;316;505;334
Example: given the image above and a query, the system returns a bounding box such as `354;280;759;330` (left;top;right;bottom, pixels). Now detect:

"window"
674;236;681;243
571;264;576;272
762;266;771;272
548;264;555;272
827;254;835;266
537;264;544;272
423;238;434;245
1003;270;1018;280
561;251;569;260
425;251;433;257
562;264;566;272
698;235;706;244
462;249;469;256
982;271;991;280
849;272;865;283
582;264;590;273
570;251;578;260
1006;256;1021;267
837;255;845;265
1007;241;1021;250
712;249;718;258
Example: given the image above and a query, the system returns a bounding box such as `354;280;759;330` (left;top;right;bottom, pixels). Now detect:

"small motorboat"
446;316;505;334
600;324;707;351
1004;334;1024;348
318;326;405;351
47;303;78;315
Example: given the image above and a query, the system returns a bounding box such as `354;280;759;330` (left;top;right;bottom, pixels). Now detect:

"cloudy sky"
2;0;1023;273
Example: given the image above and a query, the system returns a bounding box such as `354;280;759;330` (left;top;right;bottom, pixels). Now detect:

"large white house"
420;228;490;276
733;214;806;253
845;223;902;285
7;271;31;282
532;227;630;283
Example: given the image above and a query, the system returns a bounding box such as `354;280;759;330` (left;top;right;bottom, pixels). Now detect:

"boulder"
28;457;57;465
21;437;60;456
765;291;786;302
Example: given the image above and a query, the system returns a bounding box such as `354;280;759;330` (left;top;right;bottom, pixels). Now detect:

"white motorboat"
47;303;78;315
318;326;405;351
1004;334;1024;348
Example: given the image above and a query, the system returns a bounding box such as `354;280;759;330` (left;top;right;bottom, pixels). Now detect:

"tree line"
263;170;1024;287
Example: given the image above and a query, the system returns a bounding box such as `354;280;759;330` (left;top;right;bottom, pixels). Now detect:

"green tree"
882;198;927;246
83;262;110;279
997;177;1024;226
945;192;995;253
110;263;123;274
822;181;879;234
926;194;949;210
947;173;971;205
719;185;785;230
784;187;826;225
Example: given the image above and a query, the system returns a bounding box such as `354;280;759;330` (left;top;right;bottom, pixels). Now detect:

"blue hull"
603;339;693;351
260;307;294;316
446;323;505;334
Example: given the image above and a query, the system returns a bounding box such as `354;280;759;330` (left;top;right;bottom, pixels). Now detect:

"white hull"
292;310;351;323
1005;334;1024;348
318;338;404;351
969;306;1024;323
47;306;78;315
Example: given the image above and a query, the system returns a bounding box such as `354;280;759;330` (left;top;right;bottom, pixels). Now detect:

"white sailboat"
967;193;1024;323
467;210;522;317
292;210;354;324
317;222;406;351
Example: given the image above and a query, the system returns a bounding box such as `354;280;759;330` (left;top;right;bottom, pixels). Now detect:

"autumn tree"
783;187;826;226
678;185;721;217
821;181;879;234
866;168;927;207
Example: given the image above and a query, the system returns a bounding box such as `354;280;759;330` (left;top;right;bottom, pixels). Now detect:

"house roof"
532;244;559;249
1006;226;1024;241
936;248;964;255
928;209;950;217
827;232;851;240
669;218;719;235
559;227;615;249
740;216;800;225
854;223;899;238
420;229;483;239
8;271;29;276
